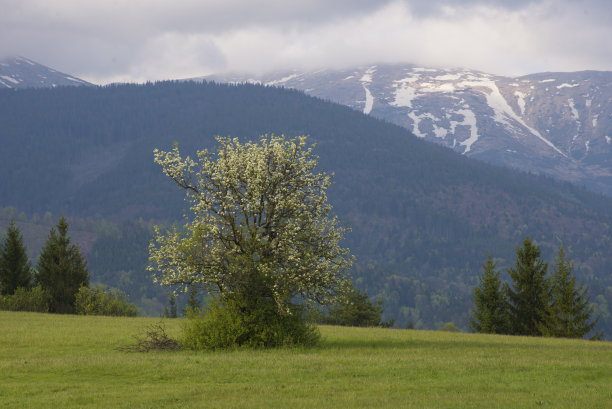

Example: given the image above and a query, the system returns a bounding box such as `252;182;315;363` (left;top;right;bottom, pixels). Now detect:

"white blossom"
148;135;352;311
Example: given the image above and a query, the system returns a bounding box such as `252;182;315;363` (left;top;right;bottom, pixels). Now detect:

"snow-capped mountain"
0;56;91;89
204;65;612;195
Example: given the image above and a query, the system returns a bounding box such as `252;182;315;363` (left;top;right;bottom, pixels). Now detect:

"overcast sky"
1;0;610;84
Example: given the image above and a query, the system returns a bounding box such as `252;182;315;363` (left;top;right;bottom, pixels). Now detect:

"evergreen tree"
504;237;551;336
183;285;202;316
542;247;600;339
469;254;509;334
164;293;178;318
37;216;89;313
0;221;33;295
317;282;394;328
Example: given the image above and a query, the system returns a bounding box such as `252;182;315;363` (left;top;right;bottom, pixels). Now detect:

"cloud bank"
1;0;610;84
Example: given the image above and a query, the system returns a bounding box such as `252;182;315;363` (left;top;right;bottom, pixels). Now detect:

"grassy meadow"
1;311;611;408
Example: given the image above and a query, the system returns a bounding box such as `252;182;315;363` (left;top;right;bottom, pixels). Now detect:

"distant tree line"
0;217;137;316
470;237;600;339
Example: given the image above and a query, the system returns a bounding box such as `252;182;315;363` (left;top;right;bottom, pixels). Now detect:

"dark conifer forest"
1;81;611;334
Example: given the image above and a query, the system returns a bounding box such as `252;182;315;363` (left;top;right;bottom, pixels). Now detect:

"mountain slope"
0;56;92;89
204;65;612;195
1;81;611;333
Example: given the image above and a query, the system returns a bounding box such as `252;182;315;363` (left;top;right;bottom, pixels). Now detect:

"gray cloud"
0;0;610;83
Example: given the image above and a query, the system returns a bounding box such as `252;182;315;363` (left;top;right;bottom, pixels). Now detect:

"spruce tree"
0;220;33;295
37;216;89;313
504;237;551;336
469;254;509;334
183;285;202;316
543;246;599;339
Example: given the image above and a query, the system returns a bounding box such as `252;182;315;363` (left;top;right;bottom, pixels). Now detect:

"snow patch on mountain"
360;66;376;114
0;75;20;85
514;91;526;115
391;82;418;108
362;86;374;114
459;77;567;157
265;73;301;86
434;73;461;81
568;98;580;121
407;111;427;138
360;66;376;83
454;109;479;153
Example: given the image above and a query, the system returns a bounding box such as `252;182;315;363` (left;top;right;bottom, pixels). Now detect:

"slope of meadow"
1;311;610;408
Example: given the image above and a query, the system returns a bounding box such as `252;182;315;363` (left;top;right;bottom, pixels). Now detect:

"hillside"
205;65;612;196
1;81;611;333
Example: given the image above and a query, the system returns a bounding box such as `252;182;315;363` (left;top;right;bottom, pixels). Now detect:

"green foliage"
164;293;178;318
182;285;202;316
0;284;51;312
469;254;509;334
505;237;551;336
315;282;394;328
181;297;320;350
472;241;601;339
37;216;89;313
149;135;351;311
74;285;138;317
439;322;460;332
541;247;599;339
150;134;351;347
0;220;33;295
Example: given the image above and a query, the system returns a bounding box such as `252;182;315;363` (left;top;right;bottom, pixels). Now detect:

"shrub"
439;322;460;332
181;297;320;350
312;282;394;328
75;285;138;317
0;285;51;312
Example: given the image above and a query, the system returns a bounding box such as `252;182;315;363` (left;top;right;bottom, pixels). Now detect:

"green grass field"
1;311;611;408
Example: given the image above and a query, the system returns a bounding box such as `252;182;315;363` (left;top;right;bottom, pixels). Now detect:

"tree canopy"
0;221;33;295
505;237;550;336
543;247;599;338
148;135;352;314
37;216;89;313
469;254;508;334
471;240;601;339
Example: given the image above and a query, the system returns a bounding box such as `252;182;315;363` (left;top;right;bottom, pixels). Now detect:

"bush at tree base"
181;296;320;350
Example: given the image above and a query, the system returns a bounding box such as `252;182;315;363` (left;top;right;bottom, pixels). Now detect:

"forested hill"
1;81;611;333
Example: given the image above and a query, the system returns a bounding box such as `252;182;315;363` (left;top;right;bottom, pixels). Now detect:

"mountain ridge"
203;64;612;196
0;56;92;89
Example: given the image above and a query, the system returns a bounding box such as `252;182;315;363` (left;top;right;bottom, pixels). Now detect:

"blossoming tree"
148;135;352;318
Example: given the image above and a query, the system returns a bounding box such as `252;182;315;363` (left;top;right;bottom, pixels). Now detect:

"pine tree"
37;216;89;313
469;254;509;334
542;246;600;339
504;237;551;336
164;293;177;318
183;285;202;316
0;220;33;295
